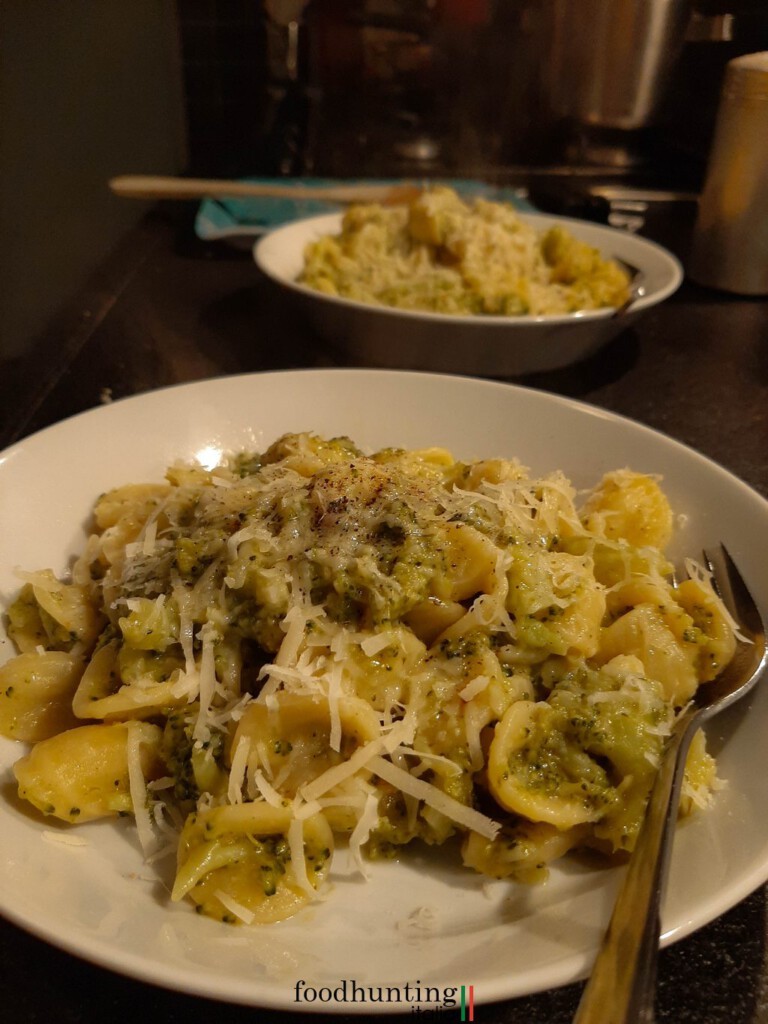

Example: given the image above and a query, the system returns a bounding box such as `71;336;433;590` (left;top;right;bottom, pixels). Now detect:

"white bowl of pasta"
0;369;766;1013
254;189;683;377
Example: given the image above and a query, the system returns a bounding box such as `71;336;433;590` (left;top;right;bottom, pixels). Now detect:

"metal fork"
574;545;768;1024
612;259;646;319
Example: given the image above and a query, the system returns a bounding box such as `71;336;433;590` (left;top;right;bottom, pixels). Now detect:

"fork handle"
573;713;699;1024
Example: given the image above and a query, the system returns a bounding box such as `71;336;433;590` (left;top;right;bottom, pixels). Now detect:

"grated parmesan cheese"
141;517;158;557
214;889;255;924
287;818;318;899
126;724;157;858
459;674;490;702
228;736;250;805
193;623;218;743
250;767;286;808
367;755;500;840
360;631;395;657
298;736;388;803
348;792;381;878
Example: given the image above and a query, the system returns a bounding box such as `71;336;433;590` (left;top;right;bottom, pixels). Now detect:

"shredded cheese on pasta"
0;431;740;926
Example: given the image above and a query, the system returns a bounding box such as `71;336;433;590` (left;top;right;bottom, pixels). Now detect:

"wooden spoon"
109;175;422;206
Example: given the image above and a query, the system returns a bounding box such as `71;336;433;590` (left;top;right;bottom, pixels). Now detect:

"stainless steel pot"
542;0;693;129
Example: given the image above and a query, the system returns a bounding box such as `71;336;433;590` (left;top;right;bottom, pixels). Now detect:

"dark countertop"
0;203;767;1024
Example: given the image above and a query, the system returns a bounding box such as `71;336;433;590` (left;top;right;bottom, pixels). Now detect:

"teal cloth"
195;177;533;241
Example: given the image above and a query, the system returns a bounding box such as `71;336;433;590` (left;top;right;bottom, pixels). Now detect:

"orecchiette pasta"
13;721;163;822
0;432;739;923
0;650;82;741
173;803;333;924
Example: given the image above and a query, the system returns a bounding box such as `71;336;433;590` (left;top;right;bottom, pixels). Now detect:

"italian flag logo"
460;985;474;1021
